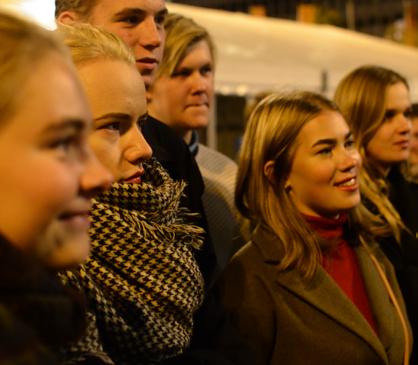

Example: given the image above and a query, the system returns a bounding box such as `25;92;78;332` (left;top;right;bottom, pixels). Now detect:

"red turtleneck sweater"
304;214;377;334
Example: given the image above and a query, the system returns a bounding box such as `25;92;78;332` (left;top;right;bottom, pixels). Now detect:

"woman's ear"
263;160;276;185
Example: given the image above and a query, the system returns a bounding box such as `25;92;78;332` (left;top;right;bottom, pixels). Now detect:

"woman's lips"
393;140;410;149
125;176;142;184
334;176;358;192
58;210;91;230
124;170;144;184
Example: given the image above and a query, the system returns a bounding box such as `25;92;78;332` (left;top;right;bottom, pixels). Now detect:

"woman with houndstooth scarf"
57;24;205;365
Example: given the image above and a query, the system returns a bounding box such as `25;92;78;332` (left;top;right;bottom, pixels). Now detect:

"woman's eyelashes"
43;120;87;158
95;114;148;135
403;108;413;119
344;138;355;149
317;146;333;156
171;64;213;79
200;64;213;76
315;138;355;157
47;132;87;161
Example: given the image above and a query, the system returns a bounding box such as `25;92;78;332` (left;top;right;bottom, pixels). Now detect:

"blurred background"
1;0;418;159
171;0;418;43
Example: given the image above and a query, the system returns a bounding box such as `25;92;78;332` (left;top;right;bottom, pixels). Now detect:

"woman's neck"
303;213;348;249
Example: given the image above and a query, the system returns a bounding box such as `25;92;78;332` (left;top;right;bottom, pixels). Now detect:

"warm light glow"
0;0;56;29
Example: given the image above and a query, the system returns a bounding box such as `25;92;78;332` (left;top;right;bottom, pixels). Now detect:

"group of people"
0;0;417;364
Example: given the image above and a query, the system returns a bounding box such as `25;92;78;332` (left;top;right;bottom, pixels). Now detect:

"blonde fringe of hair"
56;23;135;67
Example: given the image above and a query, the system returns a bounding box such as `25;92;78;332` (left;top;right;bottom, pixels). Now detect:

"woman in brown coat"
219;91;411;365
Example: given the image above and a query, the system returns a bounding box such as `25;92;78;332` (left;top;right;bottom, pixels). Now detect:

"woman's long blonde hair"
236;91;374;278
334;65;408;242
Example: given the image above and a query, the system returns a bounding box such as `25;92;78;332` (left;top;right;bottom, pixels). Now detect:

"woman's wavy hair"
236;91;375;278
334;65;408;242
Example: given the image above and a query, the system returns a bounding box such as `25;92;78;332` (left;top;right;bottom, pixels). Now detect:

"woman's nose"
339;149;361;172
124;126;153;164
397;114;412;136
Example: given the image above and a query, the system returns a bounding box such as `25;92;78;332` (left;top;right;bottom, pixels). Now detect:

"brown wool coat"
219;225;412;365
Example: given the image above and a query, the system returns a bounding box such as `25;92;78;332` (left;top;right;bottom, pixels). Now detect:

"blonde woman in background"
335;65;418;364
0;11;111;364
218;92;410;365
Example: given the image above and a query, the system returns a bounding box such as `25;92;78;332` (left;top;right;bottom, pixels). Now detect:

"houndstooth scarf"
60;159;205;365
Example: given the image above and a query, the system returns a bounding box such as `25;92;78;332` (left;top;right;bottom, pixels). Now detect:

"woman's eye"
200;65;213;76
404;109;412;118
317;148;332;156
345;139;355;149
48;135;82;157
172;69;191;78
99;122;120;131
51;137;72;151
383;110;396;121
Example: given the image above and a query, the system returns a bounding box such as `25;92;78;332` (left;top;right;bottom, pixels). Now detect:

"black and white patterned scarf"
60;159;205;365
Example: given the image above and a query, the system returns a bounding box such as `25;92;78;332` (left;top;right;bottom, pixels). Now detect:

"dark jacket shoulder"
0;234;85;364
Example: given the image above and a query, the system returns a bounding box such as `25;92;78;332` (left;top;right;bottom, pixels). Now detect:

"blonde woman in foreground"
0;11;111;364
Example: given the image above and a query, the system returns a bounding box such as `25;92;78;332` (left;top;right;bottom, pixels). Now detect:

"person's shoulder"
142;116;189;155
142;116;196;180
224;237;268;279
196;144;237;179
144;116;178;138
197;144;236;165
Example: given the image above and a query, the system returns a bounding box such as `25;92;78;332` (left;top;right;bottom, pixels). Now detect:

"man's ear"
56;10;81;25
263;160;276;185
